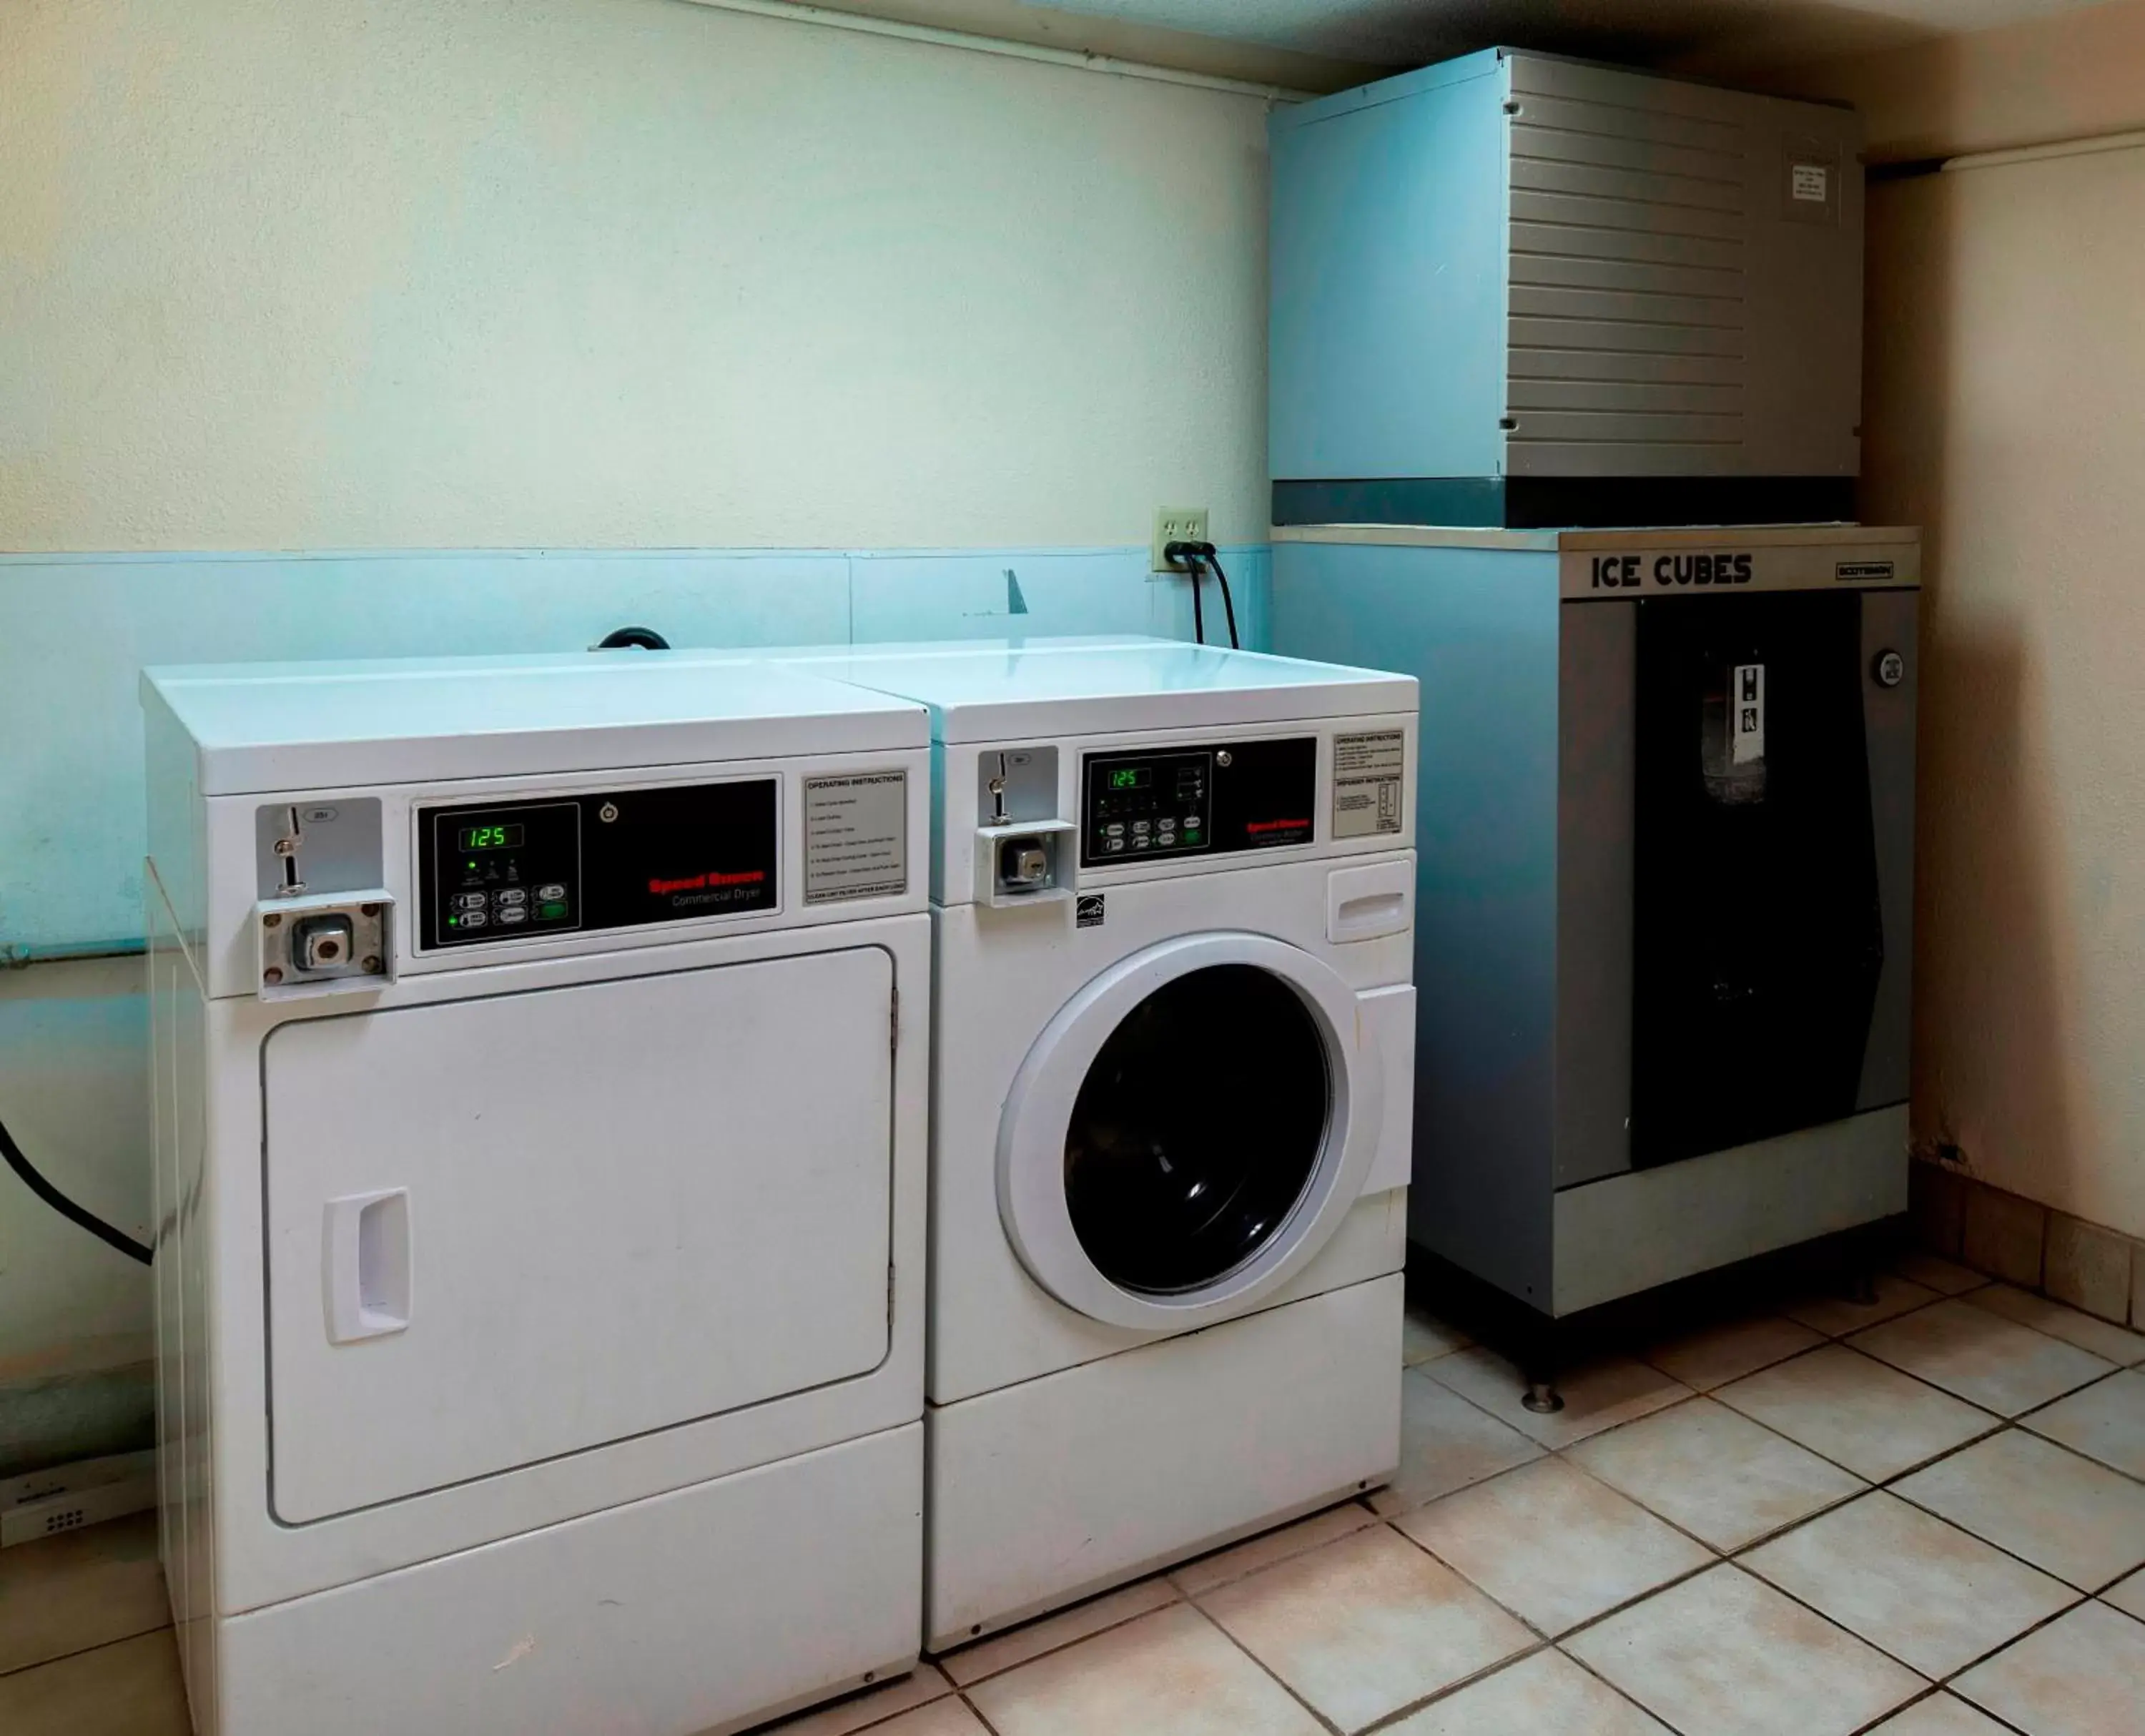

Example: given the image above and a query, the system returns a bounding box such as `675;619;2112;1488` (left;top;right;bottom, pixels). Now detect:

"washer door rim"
995;929;1384;1332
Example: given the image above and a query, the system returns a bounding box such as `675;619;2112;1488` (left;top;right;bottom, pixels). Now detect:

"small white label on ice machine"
803;771;908;904
1732;665;1767;764
1791;162;1830;203
1332;731;1406;839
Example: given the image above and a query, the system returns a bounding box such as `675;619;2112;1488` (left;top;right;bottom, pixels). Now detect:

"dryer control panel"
418;779;778;949
1080;738;1316;867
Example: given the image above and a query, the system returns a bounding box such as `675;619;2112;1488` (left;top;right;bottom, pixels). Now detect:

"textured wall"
0;0;1272;552
1844;35;2145;1238
0;0;1276;1436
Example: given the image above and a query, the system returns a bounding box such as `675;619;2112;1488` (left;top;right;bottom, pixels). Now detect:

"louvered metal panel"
1268;46;1864;523
1509;77;1751;463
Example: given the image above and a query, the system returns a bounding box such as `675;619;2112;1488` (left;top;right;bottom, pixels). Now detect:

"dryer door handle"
1327;860;1414;943
324;1189;412;1344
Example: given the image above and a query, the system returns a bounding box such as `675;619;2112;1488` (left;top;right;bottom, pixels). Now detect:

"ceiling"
1037;0;2104;74
794;0;2114;85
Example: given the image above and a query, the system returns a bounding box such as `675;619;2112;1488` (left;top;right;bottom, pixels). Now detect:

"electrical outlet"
1151;506;1209;573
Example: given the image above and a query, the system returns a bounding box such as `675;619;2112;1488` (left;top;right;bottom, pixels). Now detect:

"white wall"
1793;1;2145;1241
0;0;1277;1452
0;0;1273;552
1863;146;2145;1241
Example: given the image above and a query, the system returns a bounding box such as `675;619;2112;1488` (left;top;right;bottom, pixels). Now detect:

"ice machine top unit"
1269;49;1865;529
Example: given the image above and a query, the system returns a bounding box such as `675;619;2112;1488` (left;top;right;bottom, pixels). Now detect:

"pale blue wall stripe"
0;545;1269;955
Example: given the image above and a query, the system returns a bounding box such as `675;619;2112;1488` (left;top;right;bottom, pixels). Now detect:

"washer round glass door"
995;932;1384;1331
1065;964;1328;1295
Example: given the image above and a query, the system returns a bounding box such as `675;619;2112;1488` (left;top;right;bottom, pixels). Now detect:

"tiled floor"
6;1257;2145;1735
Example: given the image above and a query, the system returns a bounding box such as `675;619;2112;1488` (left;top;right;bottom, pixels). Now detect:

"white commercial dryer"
799;639;1420;1650
141;655;931;1736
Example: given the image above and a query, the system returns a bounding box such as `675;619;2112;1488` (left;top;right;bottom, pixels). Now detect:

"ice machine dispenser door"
1630;592;1884;1168
265;949;894;1523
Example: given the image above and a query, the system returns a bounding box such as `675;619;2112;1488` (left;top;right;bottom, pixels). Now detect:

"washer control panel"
1080;738;1316;867
418;779;777;950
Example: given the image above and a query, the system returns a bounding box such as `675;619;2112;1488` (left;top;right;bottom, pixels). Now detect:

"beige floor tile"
1893;1253;1991;1296
1564;1564;1924;1736
1865;1692;2019;1735
766;1665;955;1736
1394;1458;1710;1637
2104;1569;2145;1622
1199;1523;1532;1732
1893;1430;2145;1591
1567;1396;1864;1551
1786;1273;1940;1337
1170;1503;1378;1597
1966;1285;2145;1366
963;1603;1322;1736
1421;1347;1689;1450
0;1510;169;1676
1850;1299;2116;1416
859;1702;989;1736
1366;1368;1544;1517
1741;1491;2079;1678
1953;1600;2145;1736
1404;1306;1474;1366
1715;1345;1998;1481
1642;1313;1825;1392
939;1577;1178;1685
0;1629;191;1736
1381;1649;1670;1735
2023;1369;2145;1480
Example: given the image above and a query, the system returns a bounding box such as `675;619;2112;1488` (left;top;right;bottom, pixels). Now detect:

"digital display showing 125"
1108;767;1150;790
458;823;526;852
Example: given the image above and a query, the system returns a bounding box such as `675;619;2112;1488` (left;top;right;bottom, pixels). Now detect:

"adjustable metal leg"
1522;1379;1565;1415
1520;1313;1564;1414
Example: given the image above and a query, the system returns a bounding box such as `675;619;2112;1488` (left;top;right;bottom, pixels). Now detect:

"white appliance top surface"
776;639;1418;743
146;656;929;795
1273;523;1921;552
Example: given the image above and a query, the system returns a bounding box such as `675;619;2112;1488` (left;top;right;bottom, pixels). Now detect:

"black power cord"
1;1111;151;1265
1163;541;1239;650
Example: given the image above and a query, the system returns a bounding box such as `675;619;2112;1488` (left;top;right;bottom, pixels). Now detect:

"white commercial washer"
790;639;1420;1649
141;654;931;1736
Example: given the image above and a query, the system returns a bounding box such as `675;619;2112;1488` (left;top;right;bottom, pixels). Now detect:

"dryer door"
997;932;1384;1331
263;947;895;1523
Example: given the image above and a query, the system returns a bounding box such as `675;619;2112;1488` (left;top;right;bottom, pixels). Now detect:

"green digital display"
1108;767;1150;791
458;823;525;852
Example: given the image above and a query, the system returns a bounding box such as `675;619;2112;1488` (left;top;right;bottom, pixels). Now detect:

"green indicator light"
539;902;568;919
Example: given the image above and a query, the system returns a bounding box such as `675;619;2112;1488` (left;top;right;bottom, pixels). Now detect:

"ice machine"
1273;524;1919;1326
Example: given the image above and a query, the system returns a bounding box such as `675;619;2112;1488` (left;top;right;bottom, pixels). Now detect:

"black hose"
0;1112;152;1264
594;626;670;651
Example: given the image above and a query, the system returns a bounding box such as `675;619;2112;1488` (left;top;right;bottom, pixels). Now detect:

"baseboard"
1910;1157;2144;1329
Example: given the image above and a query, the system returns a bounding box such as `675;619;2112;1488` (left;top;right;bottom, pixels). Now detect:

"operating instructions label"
1332;731;1406;839
802;771;908;904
